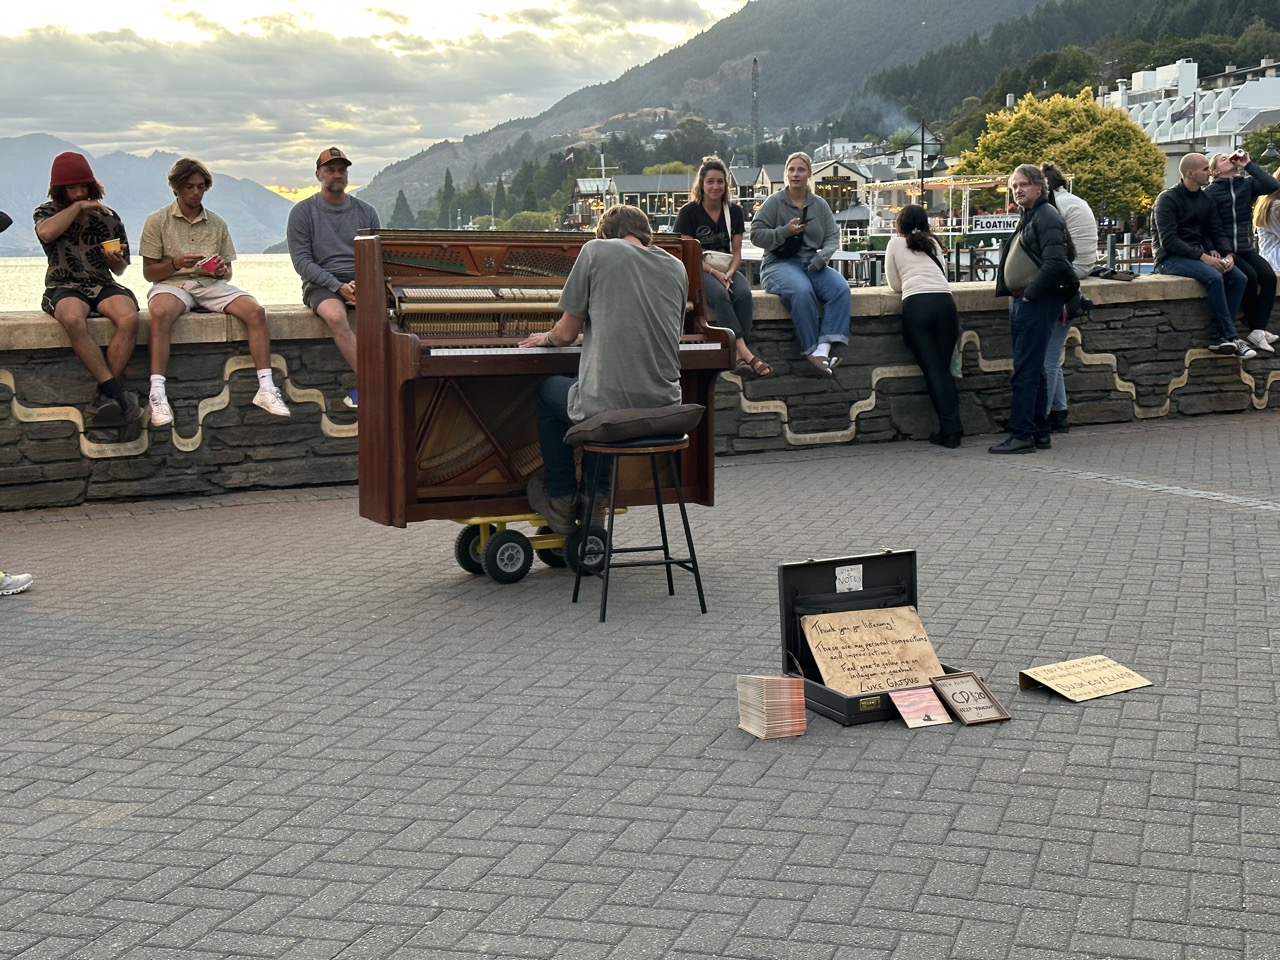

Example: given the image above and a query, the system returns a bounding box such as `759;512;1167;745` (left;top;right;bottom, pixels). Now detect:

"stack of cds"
736;675;807;739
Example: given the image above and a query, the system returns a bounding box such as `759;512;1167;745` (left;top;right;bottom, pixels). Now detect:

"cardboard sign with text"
1018;655;1151;702
800;605;943;698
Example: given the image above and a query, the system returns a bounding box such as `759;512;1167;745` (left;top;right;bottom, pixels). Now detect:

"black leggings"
1233;248;1276;331
900;292;962;436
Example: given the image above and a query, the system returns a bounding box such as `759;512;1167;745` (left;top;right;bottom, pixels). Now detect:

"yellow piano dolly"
453;511;620;584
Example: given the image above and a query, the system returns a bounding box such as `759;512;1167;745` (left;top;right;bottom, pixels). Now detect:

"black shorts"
42;284;139;318
304;284;352;314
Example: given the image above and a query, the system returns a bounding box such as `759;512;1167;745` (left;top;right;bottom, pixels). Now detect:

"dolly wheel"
565;526;608;575
454;524;494;576
483;530;534;584
534;526;568;568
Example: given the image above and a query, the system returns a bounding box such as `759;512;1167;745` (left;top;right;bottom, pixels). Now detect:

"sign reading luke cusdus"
1017;655;1152;703
801;605;943;698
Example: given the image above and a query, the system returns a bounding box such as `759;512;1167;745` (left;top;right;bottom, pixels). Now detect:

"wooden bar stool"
572;433;707;622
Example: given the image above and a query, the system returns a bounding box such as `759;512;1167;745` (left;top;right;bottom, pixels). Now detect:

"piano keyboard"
430;342;723;356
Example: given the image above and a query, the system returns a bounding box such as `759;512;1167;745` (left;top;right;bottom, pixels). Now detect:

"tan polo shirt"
139;200;237;286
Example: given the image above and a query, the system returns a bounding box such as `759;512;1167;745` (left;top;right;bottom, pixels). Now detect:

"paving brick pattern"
1;413;1279;959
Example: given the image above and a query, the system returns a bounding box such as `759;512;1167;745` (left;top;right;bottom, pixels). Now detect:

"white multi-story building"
1097;58;1280;184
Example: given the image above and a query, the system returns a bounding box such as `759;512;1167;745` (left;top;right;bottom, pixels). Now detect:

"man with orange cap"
33;152;143;430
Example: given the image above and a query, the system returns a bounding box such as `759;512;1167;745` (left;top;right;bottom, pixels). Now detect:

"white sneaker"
1266;331;1280;344
1234;339;1258;360
1246;330;1276;354
0;572;33;596
149;394;174;427
253;386;291;417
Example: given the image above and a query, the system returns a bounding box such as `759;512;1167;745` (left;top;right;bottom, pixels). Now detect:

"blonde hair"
785;151;813;174
1208;152;1233;177
1253;182;1280;229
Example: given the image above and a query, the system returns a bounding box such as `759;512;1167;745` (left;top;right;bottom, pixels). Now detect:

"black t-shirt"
674;202;744;254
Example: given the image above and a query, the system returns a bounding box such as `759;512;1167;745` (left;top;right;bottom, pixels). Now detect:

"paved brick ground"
2;413;1279;959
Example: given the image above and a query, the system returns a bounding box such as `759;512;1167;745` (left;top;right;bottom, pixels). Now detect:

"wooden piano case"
355;230;734;528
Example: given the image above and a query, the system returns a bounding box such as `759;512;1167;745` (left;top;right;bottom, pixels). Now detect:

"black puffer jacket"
995;194;1075;302
1204;162;1280;252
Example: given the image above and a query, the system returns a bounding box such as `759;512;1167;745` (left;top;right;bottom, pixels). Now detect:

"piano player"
518;204;690;534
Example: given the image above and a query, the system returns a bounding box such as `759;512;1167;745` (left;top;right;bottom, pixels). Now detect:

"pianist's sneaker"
253;386;291;418
0;571;33;596
527;477;577;535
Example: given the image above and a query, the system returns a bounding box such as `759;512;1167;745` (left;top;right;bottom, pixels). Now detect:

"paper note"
888;686;952;727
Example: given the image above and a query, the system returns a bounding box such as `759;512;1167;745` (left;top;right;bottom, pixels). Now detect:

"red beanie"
49;152;96;187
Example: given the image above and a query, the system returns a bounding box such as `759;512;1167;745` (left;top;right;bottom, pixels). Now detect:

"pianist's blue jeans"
535;376;607;500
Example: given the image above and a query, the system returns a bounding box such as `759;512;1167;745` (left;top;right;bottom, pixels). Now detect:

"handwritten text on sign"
1017;655;1151;702
801;605;943;697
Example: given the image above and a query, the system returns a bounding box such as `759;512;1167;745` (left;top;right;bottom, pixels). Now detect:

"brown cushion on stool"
563;403;704;447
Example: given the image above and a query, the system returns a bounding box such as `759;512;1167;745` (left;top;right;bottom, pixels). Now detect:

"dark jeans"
900;293;962;436
1154;256;1246;342
1233;248;1277;332
534;376;606;499
705;270;753;342
1008;295;1062;441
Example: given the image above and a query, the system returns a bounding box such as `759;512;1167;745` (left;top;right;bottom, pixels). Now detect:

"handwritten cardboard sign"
931;672;1010;724
800;605;943;697
1017;655;1151;702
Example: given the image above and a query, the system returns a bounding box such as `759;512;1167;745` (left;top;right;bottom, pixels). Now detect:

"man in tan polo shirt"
139;157;290;427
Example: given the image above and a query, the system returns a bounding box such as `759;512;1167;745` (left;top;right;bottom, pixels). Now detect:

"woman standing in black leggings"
885;204;963;447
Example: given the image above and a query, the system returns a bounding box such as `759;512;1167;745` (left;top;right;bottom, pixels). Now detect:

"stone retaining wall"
2;276;1275;509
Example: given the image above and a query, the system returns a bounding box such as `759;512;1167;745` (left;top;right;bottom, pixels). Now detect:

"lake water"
0;254;305;313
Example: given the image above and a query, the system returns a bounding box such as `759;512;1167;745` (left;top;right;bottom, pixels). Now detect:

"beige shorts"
146;279;254;313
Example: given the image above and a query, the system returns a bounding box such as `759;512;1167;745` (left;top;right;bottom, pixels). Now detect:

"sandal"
735;355;773;379
806;354;835;378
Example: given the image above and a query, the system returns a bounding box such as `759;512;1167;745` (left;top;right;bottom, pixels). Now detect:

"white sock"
1251;329;1267;340
812;343;831;359
256;369;275;391
149;375;166;399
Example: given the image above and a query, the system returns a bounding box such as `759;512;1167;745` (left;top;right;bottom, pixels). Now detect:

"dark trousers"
1234;248;1277;332
535;376;607;499
1008;295;1062;441
900;293;962;436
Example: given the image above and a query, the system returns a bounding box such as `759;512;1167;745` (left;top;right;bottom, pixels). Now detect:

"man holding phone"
139;157;290;426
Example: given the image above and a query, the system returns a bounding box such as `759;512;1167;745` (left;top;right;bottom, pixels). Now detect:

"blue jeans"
760;256;851;354
1154;256;1246;342
535;376;605;499
1043;308;1070;414
1008;296;1061;440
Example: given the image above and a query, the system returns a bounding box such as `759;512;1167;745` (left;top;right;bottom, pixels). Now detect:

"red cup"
198;256;219;274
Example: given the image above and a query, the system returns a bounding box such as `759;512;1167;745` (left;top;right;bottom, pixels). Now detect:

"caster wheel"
565;525;608;575
483;530;533;584
534;526;568;568
454;524;494;576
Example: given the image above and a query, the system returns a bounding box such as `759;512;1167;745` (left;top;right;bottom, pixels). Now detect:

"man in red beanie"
33;151;143;430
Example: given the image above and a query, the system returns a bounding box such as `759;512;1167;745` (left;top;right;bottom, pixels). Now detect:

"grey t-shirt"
559;237;688;422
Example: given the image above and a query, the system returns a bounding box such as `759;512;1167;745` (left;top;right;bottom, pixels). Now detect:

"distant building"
1097;58;1280;185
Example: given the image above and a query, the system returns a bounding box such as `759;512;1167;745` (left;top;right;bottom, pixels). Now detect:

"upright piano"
354;230;734;528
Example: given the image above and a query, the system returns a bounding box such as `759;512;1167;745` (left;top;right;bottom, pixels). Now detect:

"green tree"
436;168;456;228
952;89;1166;220
642;161;696;176
493;176;508;220
503;210;558;231
388;190;415;229
520;186;538;212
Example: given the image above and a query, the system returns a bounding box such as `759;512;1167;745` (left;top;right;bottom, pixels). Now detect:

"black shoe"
1047;410;1070;433
86;392;123;428
988;436;1035;454
1034;435;1052;449
929;432;962;449
121;389;144;424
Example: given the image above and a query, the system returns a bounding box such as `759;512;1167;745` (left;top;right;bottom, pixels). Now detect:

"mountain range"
0;0;1054;254
0;133;294;258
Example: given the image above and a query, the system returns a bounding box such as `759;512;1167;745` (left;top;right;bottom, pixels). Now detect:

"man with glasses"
139;157;290;427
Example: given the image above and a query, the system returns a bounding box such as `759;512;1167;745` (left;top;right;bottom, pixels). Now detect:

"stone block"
18;438;81;464
738;415;783;439
1175;392;1252;415
0;479;87;509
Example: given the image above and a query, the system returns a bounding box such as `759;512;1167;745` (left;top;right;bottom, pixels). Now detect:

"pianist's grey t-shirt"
559;237;688;422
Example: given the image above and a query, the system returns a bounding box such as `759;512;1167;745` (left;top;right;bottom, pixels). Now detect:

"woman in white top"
885;204;963;447
1255;183;1280;273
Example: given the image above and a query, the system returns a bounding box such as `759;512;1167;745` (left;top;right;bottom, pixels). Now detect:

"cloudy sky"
1;0;746;198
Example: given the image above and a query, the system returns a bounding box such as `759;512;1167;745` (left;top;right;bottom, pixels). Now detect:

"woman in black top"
675;156;768;377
